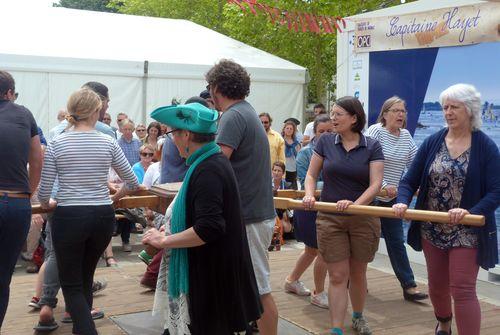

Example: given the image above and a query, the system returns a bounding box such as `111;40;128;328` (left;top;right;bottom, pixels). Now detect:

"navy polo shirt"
314;133;384;203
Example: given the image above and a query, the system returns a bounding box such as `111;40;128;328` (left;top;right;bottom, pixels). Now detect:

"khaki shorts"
316;212;381;263
245;218;275;295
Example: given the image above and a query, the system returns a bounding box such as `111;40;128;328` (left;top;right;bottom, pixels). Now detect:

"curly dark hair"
205;59;250;100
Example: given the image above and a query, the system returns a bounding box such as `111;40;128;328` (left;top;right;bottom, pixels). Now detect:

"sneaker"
284;279;311;296
21;251;33;261
92;279;108;295
352;316;372;335
310;291;329;309
28;296;41;309
122;243;132;252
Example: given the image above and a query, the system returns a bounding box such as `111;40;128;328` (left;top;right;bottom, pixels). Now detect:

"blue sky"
425;42;500;104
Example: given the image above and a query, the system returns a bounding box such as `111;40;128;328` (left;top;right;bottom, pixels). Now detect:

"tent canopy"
1;6;306;132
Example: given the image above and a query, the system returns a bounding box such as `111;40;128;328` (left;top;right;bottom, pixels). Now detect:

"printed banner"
353;2;500;52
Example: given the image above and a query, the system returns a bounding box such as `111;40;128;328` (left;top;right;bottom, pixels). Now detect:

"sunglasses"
140;152;154;157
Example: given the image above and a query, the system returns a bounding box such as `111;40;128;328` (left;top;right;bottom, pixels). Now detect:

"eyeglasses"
136;129;146;132
388;109;407;114
140;152;154;157
103;118;111;121
331;112;348;118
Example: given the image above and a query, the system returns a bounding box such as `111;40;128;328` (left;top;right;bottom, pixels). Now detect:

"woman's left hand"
448;208;470;225
142;228;167;249
336;200;353;212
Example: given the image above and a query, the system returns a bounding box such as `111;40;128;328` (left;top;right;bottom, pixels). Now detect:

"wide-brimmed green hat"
150;103;218;134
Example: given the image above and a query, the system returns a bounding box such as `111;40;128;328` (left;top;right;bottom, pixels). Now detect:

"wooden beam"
274;197;485;226
114;195;159;209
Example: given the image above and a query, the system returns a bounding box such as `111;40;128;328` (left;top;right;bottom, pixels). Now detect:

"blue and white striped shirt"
38;130;139;206
365;123;417;201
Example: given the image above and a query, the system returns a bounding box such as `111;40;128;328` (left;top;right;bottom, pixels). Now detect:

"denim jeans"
0;196;32;328
52;205;115;335
377;199;417;289
39;217;60;308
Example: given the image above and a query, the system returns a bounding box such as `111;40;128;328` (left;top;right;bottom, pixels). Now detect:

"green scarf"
168;141;221;298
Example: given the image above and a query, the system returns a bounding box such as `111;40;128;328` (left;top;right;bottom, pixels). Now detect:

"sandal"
33;317;59;331
61;309;104;323
105;256;118;267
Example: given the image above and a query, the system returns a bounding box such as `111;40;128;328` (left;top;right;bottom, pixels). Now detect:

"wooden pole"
273;197;485;226
31;189;485;227
277;189;388;199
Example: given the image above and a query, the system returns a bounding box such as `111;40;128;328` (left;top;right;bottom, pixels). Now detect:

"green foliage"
53;0;118;13
107;0;412;102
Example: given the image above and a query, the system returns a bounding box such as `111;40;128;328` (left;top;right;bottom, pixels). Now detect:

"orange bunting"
227;0;345;34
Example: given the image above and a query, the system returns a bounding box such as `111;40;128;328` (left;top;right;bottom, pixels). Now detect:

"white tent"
1;5;307;133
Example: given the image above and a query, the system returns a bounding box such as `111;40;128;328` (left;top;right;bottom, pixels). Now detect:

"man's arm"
28;135;43;193
219;144;234;159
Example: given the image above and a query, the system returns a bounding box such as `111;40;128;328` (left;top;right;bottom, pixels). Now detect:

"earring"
185;147;189;153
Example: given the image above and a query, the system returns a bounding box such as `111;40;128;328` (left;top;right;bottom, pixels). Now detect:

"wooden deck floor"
4;248;500;334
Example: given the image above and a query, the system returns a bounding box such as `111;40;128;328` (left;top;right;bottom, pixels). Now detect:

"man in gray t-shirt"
217;100;275;223
207;59;278;335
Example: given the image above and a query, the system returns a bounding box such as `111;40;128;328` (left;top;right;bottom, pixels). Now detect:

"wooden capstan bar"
30;185;484;227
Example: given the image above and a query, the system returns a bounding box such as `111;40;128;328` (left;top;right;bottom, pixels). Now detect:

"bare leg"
349;258;368;313
327;259;350;329
34;262;46;298
287;246;317;282
103;241;117;266
256;293;278;335
313;253;328;294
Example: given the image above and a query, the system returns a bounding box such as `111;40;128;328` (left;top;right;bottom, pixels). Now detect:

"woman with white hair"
393;84;500;335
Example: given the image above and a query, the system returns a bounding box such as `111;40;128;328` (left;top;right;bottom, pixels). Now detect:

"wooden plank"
273;197;485;226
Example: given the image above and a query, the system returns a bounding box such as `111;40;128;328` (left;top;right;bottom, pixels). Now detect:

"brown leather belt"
0;192;30;199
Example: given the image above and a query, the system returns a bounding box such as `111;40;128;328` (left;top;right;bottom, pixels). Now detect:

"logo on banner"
352;60;363;69
356;35;371;48
354;73;361;81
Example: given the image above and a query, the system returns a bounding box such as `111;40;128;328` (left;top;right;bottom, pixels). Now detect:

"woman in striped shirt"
365;96;428;302
38;89;140;335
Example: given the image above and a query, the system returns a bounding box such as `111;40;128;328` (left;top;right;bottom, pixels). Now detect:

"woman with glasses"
303;96;384;335
132;144;155;184
142;102;262;335
365;96;428;302
135;124;147;140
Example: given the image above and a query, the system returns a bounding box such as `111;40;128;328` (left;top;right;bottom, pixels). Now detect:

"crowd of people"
0;58;498;335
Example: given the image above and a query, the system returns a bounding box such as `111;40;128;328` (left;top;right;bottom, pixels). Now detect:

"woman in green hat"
142;103;262;335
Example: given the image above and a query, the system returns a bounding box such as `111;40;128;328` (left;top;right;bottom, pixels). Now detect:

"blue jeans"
0;196;32;328
377;199;416;289
39;217;60;308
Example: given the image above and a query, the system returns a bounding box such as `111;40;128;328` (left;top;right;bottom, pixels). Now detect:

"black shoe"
403;289;428;301
435;322;452;335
